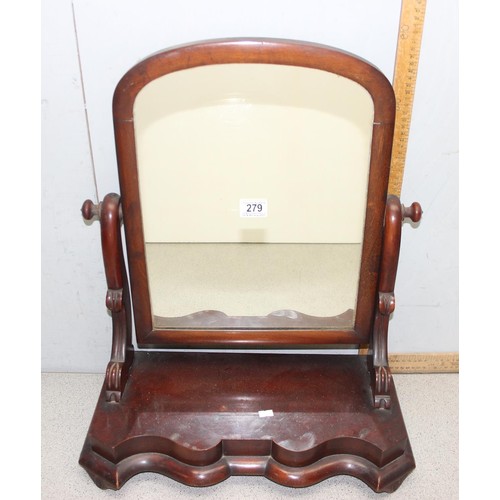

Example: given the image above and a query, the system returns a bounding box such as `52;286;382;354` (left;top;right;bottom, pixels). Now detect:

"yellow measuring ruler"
390;352;459;373
389;0;427;196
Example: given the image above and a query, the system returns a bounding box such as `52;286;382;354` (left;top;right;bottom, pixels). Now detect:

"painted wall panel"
42;0;111;371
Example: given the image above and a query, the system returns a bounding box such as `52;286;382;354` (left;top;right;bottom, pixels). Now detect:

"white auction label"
258;409;274;418
239;199;268;217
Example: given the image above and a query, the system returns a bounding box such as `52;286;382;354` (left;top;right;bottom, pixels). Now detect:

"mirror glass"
133;63;374;329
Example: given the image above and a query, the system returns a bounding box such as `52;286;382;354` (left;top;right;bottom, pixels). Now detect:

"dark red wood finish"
80;352;415;492
112;38;396;348
370;196;422;408
82;195;134;402
80;38;422;492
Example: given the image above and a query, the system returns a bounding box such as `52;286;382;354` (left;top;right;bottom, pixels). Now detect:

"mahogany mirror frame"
112;38;395;349
79;38;422;493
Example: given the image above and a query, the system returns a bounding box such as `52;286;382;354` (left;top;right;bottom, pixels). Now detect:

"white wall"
41;0;458;372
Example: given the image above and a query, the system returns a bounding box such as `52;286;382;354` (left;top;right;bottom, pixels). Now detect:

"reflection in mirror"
133;63;374;329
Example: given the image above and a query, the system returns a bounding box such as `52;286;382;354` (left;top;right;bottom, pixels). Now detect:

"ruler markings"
389;0;427;196
358;350;459;373
390;352;459;373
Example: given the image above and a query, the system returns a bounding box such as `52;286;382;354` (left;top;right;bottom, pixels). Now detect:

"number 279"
246;203;263;213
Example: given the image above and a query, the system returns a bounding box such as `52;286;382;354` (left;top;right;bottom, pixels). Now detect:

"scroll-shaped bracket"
82;194;134;402
371;195;422;409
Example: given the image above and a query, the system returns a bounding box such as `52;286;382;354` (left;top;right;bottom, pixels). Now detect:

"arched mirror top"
113;38;395;124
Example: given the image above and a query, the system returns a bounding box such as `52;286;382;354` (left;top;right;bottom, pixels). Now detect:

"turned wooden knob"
402;202;422;223
81;199;101;221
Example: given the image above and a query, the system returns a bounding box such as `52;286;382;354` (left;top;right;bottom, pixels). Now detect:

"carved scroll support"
371;195;421;409
82;194;134;402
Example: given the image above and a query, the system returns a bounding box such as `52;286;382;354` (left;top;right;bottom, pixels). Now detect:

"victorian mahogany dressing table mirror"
79;39;422;493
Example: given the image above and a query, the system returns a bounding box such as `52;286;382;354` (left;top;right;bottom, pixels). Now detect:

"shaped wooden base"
79;352;415;492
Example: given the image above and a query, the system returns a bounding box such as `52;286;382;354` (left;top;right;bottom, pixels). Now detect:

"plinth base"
79;352;414;492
